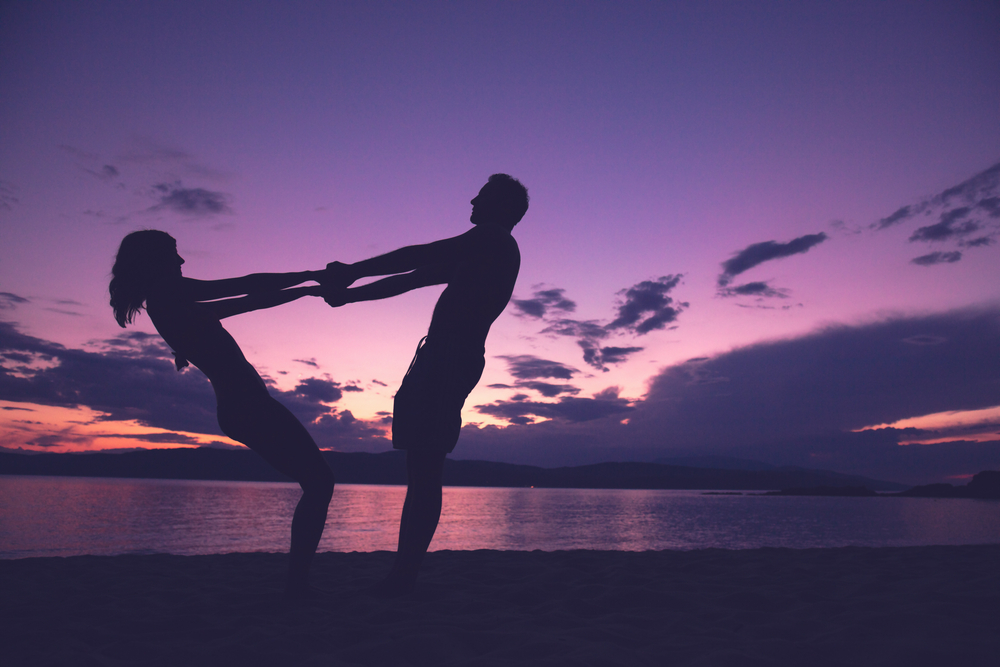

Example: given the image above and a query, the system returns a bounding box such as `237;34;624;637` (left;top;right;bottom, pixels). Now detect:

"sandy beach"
2;546;998;666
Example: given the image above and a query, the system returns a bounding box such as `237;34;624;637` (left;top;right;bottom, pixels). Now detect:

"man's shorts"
392;338;485;454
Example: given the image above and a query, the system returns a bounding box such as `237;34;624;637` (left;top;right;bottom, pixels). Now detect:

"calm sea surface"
2;475;999;559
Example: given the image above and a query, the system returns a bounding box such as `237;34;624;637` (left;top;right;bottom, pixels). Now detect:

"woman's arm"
200;285;322;320
182;270;323;302
325;265;450;307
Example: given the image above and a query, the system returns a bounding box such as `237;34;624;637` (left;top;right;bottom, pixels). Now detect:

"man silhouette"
323;173;527;594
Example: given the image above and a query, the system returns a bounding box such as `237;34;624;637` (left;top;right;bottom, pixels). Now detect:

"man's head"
470;173;529;230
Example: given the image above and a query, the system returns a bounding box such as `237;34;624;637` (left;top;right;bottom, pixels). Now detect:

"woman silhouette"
109;230;334;597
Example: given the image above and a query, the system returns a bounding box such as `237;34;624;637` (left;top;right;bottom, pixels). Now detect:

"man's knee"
407;451;445;485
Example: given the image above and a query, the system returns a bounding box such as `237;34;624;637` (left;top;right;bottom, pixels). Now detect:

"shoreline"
4;546;998;665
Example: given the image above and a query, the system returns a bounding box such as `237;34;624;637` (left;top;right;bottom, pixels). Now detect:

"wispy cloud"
871;161;1000;265
717;281;790;299
717;233;828;291
911;251;962;266
909;207;980;242
475;386;633;425
511;287;576;319
58;144;122;183
0;292;29;310
497;355;578;380
149;182;232;217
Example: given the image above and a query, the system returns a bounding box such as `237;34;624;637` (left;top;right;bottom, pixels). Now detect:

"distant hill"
0;448;907;491
894;471;1000;499
653;455;776;471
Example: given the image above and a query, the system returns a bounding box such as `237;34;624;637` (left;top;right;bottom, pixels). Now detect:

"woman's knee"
303;466;335;503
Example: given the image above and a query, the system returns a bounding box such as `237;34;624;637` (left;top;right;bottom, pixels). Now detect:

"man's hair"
487;173;529;227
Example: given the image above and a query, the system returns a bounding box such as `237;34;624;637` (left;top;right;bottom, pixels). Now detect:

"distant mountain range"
0;448;907;491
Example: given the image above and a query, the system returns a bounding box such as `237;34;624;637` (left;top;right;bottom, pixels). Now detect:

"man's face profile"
470;182;505;226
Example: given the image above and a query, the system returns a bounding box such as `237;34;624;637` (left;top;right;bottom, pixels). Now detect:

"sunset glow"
2;1;999;484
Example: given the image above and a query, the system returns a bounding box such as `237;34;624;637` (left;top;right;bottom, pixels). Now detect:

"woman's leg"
218;397;334;595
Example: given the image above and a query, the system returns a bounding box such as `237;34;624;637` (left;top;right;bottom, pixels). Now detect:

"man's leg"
378;449;446;595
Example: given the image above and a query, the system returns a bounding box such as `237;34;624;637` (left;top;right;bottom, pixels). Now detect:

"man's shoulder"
466;223;518;248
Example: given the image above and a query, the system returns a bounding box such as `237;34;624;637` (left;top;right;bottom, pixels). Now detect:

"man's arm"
200;285;321;320
325;265;450;307
326;231;470;286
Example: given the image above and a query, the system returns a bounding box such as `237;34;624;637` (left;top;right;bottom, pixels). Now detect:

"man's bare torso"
426;224;520;350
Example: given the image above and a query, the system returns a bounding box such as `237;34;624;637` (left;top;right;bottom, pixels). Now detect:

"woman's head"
109;230;181;327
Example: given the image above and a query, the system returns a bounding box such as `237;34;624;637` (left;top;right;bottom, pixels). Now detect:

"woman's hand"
320;284;350;308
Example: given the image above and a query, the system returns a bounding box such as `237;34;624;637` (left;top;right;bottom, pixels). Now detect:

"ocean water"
1;474;999;558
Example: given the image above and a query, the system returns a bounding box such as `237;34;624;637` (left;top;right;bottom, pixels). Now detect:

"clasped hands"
313;261;354;307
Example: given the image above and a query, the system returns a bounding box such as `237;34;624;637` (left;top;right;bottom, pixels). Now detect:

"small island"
765;470;1000;499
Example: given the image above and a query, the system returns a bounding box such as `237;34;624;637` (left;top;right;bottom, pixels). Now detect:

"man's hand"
320;261;355;289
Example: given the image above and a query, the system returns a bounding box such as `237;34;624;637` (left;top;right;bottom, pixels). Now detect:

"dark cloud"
514;381;581;398
909;208;980;242
940;162;1000;204
578;342;645;370
150;182;232;217
874;205;913;230
535;278;685;371
607;275;686;335
0;292;29;310
621;306;1000;482
102;165;120;178
103;431;205;445
871;161;1000;256
293;358;320;368
455;307;1000;484
960;236;995;248
911;251;962;266
597;347;644;365
0;321;386;450
977;196;1000;217
717;281;790;299
475;387;633;425
292;377;344;404
512;288;576;319
371;379;388;387
717;233;828;287
498;355;577;380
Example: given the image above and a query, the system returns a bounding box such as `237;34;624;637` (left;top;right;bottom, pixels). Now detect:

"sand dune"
3;546;998;666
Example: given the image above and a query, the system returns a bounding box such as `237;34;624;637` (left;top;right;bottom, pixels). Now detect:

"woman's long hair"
109;230;177;327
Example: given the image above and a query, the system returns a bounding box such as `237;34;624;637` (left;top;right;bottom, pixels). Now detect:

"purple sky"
2;1;999;484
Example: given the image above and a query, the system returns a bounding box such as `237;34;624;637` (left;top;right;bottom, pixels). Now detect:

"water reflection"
2;475;999;558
